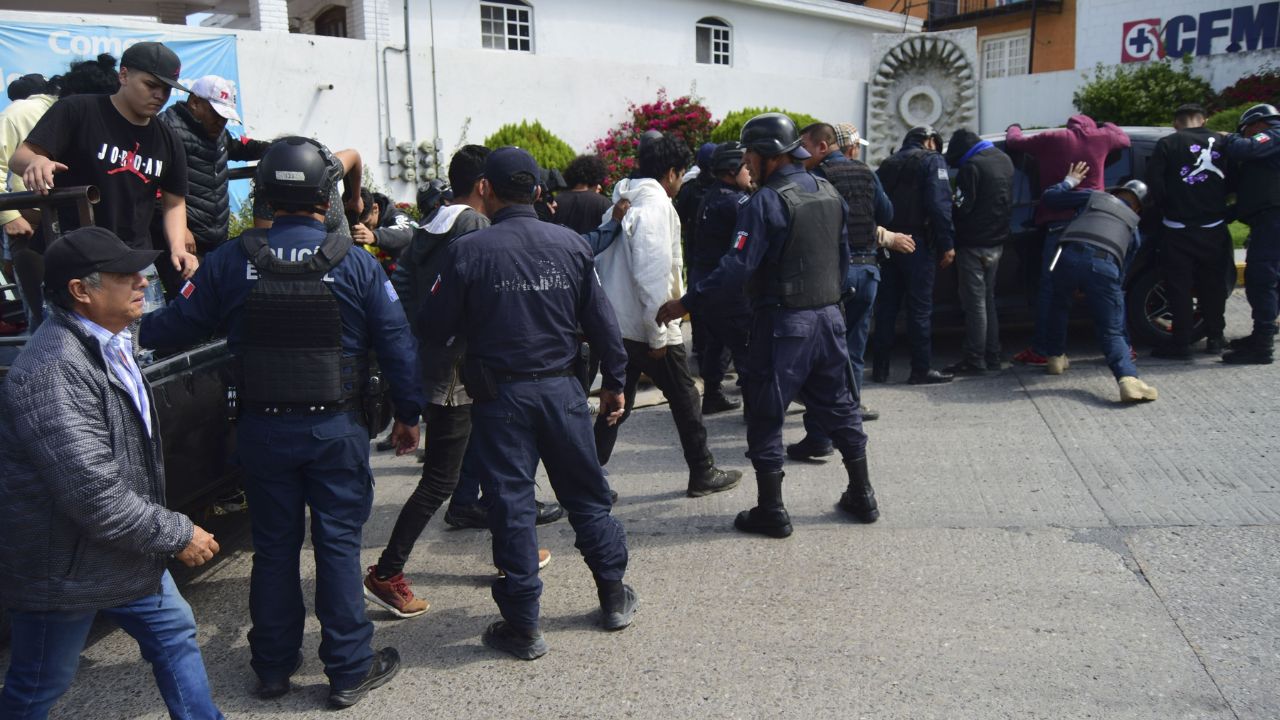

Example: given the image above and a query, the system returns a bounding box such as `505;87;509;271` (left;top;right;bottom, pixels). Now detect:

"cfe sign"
1121;3;1279;62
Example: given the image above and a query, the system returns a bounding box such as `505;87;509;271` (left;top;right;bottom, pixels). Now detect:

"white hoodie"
595;177;685;347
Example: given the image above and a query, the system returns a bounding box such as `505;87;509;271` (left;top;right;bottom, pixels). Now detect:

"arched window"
314;6;348;38
481;0;533;53
696;17;732;66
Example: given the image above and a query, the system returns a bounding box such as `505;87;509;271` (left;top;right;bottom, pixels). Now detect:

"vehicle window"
1103;148;1131;186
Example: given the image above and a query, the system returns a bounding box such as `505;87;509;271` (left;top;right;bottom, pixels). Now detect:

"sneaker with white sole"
1046;355;1069;375
363;567;430;619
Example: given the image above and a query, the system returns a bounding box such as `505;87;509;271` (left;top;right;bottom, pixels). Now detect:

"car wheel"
1125;269;1209;346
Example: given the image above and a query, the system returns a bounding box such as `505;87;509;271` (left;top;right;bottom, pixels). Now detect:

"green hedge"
483;121;576;171
1072;58;1214;126
711;107;822;144
1206;103;1255;133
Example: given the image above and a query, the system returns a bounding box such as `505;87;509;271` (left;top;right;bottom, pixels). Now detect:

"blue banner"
0;21;241;119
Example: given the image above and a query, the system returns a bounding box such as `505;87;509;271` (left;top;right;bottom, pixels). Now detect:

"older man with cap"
0;226;224;719
11;41;198;281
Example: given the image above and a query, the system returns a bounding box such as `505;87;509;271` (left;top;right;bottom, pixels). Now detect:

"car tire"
1125;269;1212;347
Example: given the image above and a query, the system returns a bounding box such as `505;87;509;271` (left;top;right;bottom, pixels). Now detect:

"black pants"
593;339;713;473
1162;225;1231;347
375;403;472;577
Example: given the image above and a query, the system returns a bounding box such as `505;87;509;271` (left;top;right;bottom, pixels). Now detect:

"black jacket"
945;129;1014;247
1146;127;1230;226
159;102;269;252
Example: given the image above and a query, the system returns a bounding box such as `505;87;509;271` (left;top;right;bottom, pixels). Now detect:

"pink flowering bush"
590;89;717;193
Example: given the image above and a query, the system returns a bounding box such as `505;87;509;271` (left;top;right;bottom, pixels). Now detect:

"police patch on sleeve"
1255;132;1272;144
937;167;949;181
180;280;195;299
734;231;749;251
383;279;399;302
430;273;443;295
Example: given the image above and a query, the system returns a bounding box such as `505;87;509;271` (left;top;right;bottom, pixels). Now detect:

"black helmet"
1238;103;1280;132
740;113;806;158
904;125;942;149
417;178;450;217
256;136;333;207
711;141;745;174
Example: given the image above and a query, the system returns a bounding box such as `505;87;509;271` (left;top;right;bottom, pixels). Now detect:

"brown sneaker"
497;549;551;577
363;566;430;619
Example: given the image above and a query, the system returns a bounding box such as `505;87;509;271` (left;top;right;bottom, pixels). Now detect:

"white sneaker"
1118;376;1158;402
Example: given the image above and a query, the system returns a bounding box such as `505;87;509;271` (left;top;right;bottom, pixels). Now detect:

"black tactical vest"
1236;130;1280;221
238;229;355;406
877;148;928;234
746;173;845;309
1058;192;1139;265
821;157;878;254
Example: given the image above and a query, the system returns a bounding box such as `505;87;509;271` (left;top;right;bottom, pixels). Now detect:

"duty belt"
849;254;878;266
242;398;362;416
493;367;575;384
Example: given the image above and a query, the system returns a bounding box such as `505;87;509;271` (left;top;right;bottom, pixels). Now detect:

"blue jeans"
802;261;878;448
0;571;223;720
467;376;627;631
1030;229;1064;355
1043;243;1138;379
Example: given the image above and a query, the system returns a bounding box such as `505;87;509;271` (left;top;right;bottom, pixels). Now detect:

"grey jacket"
0;305;193;612
391;205;489;406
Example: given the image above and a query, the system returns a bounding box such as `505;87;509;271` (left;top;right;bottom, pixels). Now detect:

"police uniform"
420;147;633;655
1222;117;1280;362
684;114;877;538
873;133;956;383
140;149;421;699
690;177;751;400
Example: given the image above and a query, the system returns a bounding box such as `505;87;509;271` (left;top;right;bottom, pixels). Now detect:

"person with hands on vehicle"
418;146;636;661
9;42;199;280
0;226;224;720
1221;103;1280;365
657;112;879;539
139;137;422;709
1039;161;1158;403
872;125;957;385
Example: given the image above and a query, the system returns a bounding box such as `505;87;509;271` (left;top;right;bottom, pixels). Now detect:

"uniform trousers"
803;260;877;448
873;245;937;373
467;376;627;631
1244;212;1280;339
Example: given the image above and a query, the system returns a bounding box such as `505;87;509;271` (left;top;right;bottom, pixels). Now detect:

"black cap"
483;146;541;196
44;227;160;294
7;73;47;102
120;41;185;92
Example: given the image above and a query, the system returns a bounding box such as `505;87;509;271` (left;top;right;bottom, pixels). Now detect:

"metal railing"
929;0;1031;21
0;185;100;241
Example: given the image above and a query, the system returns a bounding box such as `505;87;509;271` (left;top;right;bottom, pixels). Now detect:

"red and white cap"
188;75;241;123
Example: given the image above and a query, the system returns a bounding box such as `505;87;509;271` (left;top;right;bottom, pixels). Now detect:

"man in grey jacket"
0;227;223;719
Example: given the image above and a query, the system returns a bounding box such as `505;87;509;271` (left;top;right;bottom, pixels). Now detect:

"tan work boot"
1118;376;1158;402
1046;355;1069;375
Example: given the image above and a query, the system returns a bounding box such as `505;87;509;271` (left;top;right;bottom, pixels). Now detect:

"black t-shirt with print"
25;94;188;250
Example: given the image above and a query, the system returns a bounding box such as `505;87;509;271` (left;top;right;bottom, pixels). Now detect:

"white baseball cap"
188;75;241;123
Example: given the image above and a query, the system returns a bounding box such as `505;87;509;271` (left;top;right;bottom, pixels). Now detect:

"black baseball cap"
483;146;541;196
44;227;160;293
120;41;185;92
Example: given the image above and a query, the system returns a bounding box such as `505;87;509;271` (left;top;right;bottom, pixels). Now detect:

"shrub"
1072;58;1215;126
1207;103;1256;133
590;89;716;193
710;106;822;144
1213;68;1280;112
483;120;576;171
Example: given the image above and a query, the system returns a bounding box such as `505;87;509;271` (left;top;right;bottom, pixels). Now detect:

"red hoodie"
1006;114;1131;225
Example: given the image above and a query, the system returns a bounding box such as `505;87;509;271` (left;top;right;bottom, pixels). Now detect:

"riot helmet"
256;136;334;208
1238;103;1280;133
417;178;451;218
740;113;808;158
711;141;746;174
1107;179;1148;212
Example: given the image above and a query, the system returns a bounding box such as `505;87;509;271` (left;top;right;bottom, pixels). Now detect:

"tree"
483;121;576;171
1073;58;1214;126
711;107;821;144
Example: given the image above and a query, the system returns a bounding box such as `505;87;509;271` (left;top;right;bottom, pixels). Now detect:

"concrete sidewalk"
10;292;1278;719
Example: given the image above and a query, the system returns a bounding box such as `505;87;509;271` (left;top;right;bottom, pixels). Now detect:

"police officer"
420;147;635;660
140;137;421;708
1221;103;1280;364
657;113;879;538
688;141;751;415
873;125;957;384
1038;161;1159;403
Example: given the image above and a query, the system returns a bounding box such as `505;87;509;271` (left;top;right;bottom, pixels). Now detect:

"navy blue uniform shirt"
419;204;628;392
684;162;850;312
140;215;424;424
692;180;749;272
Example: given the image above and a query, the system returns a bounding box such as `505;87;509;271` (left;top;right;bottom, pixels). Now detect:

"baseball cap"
482;146;541;196
7;73;47;102
43;227;161;294
188;75;241;123
120;41;185;92
834;122;869;148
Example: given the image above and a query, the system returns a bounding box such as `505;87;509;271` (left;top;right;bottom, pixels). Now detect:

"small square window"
480;1;532;53
981;32;1030;78
696;19;732;66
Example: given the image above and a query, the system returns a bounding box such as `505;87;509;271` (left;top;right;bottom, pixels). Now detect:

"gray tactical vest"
1058;191;1139;265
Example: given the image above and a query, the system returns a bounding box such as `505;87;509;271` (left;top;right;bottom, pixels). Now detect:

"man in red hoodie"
1006;115;1131;365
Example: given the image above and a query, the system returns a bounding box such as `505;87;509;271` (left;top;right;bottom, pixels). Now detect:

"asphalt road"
8;291;1278;719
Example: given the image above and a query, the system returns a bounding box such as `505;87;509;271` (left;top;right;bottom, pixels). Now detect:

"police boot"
837;456;880;523
1223;334;1275;365
871;353;890;383
688;464;742;498
734;470;792;538
1118;376;1158;403
596;577;639;631
701;385;742;415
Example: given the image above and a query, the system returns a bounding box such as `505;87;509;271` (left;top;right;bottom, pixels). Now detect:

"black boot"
871;354;890;383
701;386;742;415
596;578;639;631
734;470;792;538
1223;334;1275;365
688;464;742;498
837;456;879;523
